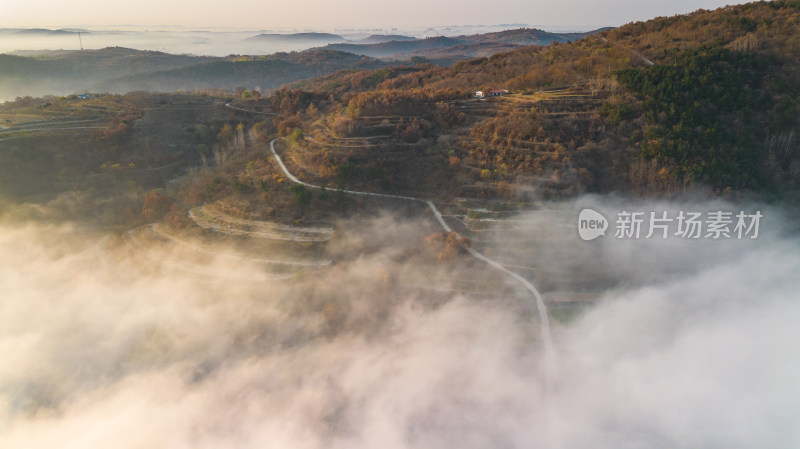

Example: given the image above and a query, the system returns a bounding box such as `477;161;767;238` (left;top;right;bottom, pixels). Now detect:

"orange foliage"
425;231;471;262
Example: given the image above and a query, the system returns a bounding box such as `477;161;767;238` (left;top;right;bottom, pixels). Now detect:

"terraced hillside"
273;83;630;200
0;92;272;226
4;2;799;320
279;1;800;198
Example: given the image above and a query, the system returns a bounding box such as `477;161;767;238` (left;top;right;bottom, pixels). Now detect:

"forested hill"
94;50;388;93
0;47;390;99
2;25;600;99
0;47;214;99
244;32;346;44
268;1;800;200
318;28;609;60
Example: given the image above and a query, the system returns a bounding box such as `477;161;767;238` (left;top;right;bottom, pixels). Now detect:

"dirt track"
269;137;556;383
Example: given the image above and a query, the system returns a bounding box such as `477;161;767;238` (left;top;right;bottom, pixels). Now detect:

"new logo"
578;208;608;241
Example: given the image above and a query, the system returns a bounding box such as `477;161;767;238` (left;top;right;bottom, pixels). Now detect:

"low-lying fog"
1;197;798;448
0;24;532;56
1;29;334;56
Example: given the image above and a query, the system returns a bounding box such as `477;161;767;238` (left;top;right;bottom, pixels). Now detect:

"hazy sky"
1;0;746;30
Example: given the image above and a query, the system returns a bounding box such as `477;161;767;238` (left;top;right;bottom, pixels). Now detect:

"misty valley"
1;2;800;448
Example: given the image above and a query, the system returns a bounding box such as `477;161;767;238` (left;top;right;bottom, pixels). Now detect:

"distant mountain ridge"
318;27;611;59
245;32;346;43
0;27;611;100
0;47;213;99
0;28;88;35
358;35;417;44
324;36;465;57
95;50;388;93
279;1;800;197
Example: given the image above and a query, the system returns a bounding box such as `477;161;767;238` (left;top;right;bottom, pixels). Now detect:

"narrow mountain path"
269;138;557;383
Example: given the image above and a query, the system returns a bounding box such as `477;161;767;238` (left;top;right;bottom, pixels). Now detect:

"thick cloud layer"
0;199;798;448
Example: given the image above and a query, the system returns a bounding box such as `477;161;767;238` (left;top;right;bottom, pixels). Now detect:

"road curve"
269;138;556;378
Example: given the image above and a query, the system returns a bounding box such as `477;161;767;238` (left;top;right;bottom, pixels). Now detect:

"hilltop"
2;1;800;234
94;50;389;94
358;35;417;44
319;27;609;61
0;27;88;35
0;26;599;99
0;47;215;99
0;47;389;99
245;32;347;43
256;1;800;203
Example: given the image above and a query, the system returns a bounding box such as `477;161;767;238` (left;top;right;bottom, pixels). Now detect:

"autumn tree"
141;189;173;221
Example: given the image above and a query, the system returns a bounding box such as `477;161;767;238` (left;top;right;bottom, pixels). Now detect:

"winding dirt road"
269;138;556;380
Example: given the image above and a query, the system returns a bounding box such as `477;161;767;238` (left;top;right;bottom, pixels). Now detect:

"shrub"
289;184;312;206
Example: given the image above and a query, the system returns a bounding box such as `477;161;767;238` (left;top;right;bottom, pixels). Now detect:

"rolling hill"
358;34;417;44
244;32;347;44
0;46;390;99
318;27;610;60
0;26;601;99
0;47;215;99
4;1;799;226
265;1;800;200
0;27;88;35
94;50;389;93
